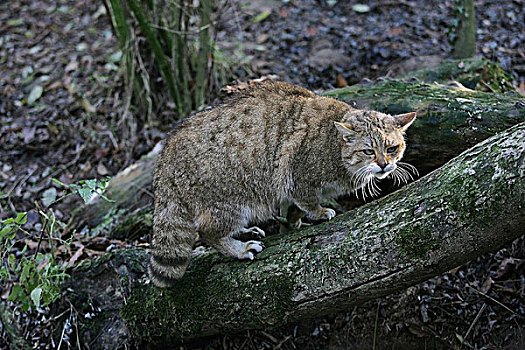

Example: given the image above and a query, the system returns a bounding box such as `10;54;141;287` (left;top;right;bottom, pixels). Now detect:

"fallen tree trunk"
69;123;525;348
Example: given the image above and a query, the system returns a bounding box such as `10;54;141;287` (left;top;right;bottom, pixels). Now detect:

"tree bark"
68;123;525;348
452;0;476;59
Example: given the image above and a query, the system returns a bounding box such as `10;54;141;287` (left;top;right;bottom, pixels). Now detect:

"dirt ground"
0;0;523;349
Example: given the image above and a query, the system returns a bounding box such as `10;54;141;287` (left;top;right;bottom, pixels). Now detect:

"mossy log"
398;57;515;93
68;123;525;348
79;61;524;232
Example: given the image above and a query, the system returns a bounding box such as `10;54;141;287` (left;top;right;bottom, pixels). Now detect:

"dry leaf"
22;126;36;143
256;34;269;44
481;277;493;293
65;60;78;72
27;85;43;104
336;74;348;88
97;162;110;176
67;247;84;266
389;27;404;35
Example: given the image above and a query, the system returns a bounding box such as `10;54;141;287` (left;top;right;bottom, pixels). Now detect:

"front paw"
309;207;336;221
322;208;336;220
235;226;266;240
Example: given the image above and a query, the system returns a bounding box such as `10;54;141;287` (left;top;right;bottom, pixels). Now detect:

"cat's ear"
392;112;416;132
334;121;356;136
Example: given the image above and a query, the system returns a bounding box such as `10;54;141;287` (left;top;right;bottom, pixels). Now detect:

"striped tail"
149;205;196;288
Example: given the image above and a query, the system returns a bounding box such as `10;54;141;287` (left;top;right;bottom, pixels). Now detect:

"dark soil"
0;0;523;349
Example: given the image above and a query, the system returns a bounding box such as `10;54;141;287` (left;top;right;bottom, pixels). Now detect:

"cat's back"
181;81;315;130
161;82;317;156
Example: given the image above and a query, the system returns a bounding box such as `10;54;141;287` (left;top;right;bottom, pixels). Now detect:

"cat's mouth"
374;171;391;179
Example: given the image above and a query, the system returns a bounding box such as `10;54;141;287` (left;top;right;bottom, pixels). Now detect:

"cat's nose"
377;160;387;170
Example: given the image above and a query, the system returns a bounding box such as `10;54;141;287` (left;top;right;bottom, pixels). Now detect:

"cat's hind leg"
286;204;306;228
214;236;264;260
196;208;265;260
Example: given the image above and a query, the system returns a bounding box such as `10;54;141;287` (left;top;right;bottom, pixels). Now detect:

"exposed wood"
68;123;525;348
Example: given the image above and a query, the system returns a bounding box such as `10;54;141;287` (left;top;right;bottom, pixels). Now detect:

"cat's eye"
362;149;375;155
387;145;399;154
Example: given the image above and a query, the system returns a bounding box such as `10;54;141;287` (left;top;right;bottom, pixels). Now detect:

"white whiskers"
391;162;419;187
351;165;380;201
351;162;419;201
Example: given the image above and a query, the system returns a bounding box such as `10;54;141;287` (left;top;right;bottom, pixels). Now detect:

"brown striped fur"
150;82;416;287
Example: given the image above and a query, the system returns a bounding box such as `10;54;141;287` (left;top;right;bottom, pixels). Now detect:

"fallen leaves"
41;187;57;207
27;84;43;104
352;4;371;13
252;9;271;23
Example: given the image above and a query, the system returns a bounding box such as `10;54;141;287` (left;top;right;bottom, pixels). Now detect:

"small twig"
33;202;47;259
0;168;36;200
373;301;380;350
47;143;87;180
274;335;292;349
260;330;278;344
469;286;517;316
149;23;211;35
57;317;68;350
131;183;154;199
463;303;487;341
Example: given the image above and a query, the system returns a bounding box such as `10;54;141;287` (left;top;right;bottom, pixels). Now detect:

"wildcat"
150;82;416;287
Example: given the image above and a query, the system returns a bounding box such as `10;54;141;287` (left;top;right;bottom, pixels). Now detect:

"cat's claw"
323;208;336;220
234;226;266;240
243;226;266;239
242;240;264;260
306;207;336;221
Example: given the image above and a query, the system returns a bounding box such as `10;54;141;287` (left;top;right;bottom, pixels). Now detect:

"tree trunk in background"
68;123;525;348
452;0;476;59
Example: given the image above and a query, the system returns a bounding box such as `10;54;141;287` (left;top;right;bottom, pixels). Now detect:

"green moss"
112;208;153;240
89;207;127;236
73;251;114;273
444;144;518;229
395;224;438;259
121;264;210;343
121;254;296;344
398;57;515;92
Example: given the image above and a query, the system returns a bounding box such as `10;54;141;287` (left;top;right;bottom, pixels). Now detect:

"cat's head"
334;110;417;194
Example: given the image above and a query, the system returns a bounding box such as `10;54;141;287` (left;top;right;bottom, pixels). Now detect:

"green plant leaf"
27;85;43;104
7;285;21;301
84;179;97;190
22;301;30;312
20;260;34;283
30;287;43;308
77;187;93;203
42;187;57;207
15;212;27;225
8;254;16;270
0;226;12;240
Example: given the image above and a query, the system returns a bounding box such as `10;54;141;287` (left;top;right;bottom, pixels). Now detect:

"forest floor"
0;0;524;349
